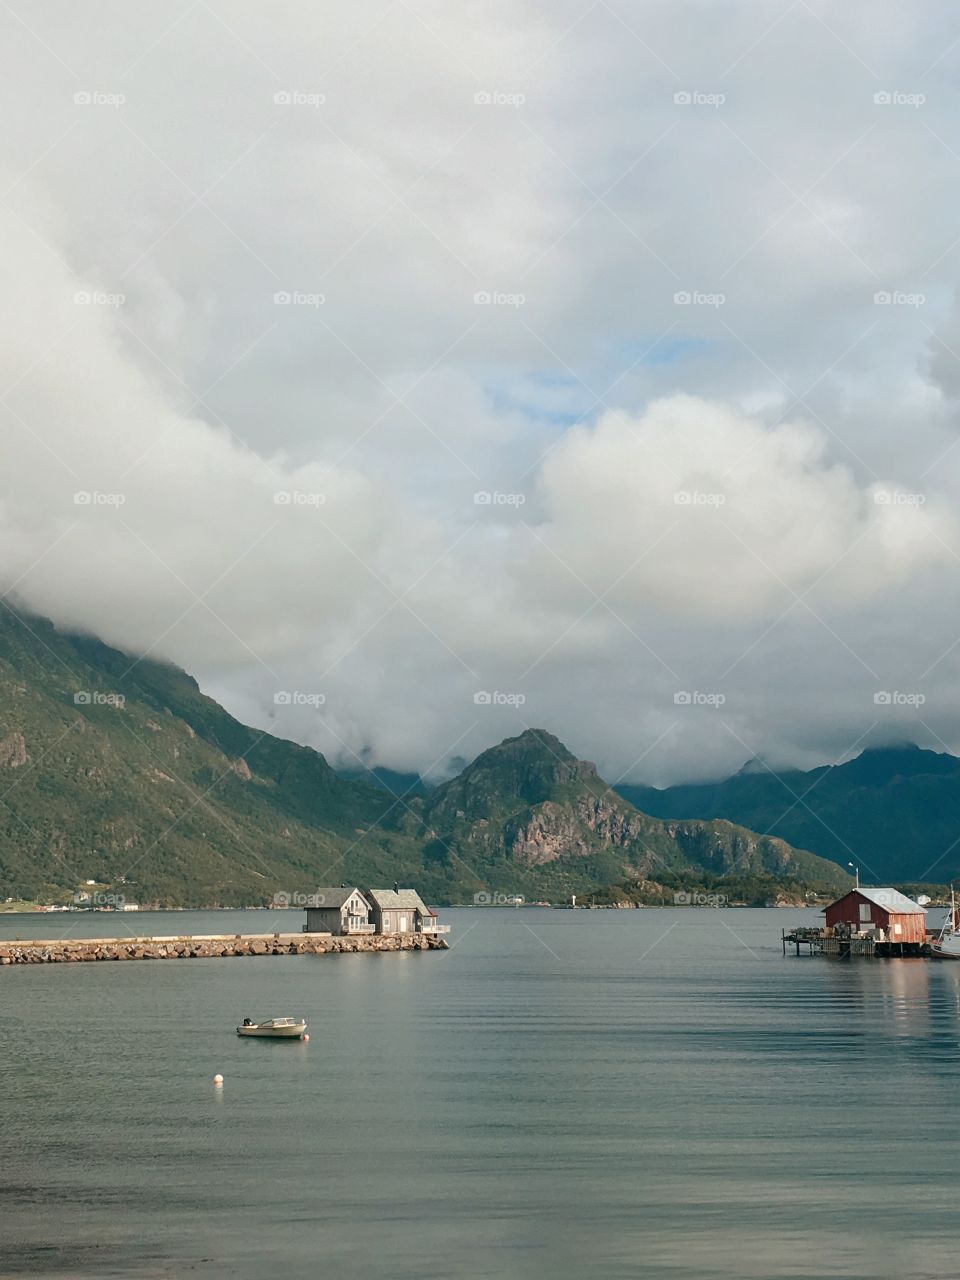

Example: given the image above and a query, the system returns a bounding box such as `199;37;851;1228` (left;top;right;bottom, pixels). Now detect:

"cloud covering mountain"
2;1;960;785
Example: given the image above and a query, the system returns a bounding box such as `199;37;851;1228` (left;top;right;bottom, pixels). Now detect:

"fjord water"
2;908;958;1279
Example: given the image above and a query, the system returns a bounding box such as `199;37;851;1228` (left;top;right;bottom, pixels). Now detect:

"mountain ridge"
616;743;960;883
0;607;850;904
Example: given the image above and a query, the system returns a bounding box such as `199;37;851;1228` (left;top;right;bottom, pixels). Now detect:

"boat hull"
236;1022;306;1037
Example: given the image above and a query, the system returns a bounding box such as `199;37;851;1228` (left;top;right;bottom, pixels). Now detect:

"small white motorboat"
236;1017;307;1038
930;889;960;959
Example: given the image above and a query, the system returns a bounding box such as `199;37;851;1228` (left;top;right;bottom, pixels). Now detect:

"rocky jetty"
0;932;448;964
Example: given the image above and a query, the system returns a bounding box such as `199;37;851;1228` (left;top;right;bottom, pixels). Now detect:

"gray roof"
852;887;924;914
304;887;368;910
366;888;428;912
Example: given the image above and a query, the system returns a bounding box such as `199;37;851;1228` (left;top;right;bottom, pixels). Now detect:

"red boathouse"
823;887;927;945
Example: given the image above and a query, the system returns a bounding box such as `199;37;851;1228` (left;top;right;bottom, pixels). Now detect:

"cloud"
2;2;960;786
0;199;400;677
532;396;956;619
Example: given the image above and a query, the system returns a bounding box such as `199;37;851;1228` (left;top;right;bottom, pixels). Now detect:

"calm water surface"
1;907;959;1279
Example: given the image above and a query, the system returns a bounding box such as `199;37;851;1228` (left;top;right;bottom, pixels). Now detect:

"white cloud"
1;1;960;786
532;397;956;619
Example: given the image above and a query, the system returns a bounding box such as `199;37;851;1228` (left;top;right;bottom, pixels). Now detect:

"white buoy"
213;1073;224;1086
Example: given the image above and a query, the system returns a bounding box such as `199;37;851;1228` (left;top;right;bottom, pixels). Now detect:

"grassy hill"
0;607;849;905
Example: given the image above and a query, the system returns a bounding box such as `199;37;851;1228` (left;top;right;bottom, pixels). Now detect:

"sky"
2;0;960;786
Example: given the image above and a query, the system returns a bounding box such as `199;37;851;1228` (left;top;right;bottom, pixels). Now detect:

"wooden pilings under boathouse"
782;927;927;958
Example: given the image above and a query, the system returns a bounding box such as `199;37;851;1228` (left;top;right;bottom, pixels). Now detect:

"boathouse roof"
839;887;924;914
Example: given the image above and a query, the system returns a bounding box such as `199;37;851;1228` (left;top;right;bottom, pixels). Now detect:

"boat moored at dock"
929;888;960;959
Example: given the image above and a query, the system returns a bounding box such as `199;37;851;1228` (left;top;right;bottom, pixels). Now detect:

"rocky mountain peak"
423;729;603;826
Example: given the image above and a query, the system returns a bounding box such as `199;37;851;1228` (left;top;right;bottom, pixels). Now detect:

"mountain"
0;607;431;905
0;607;849;905
392;729;850;899
615;744;960;883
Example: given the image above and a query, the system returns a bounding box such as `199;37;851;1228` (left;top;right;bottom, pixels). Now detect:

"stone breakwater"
0;932;449;964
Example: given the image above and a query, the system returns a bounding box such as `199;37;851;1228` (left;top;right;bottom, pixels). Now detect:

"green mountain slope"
615;744;960;883
394;730;851;900
0;608;849;905
0;608;428;904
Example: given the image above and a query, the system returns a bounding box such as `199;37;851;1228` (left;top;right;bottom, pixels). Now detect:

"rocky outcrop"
0;732;27;768
507;801;590;864
0;931;449;964
506;792;664;867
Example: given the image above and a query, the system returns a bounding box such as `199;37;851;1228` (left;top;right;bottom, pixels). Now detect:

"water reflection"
4;908;960;1280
